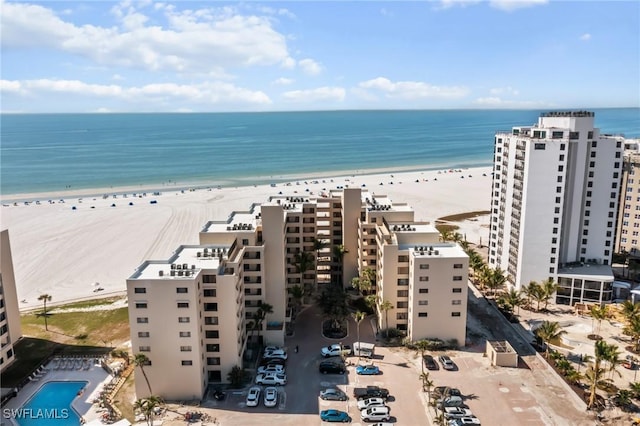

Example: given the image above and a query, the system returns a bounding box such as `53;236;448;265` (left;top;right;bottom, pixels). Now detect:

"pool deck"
2;357;113;426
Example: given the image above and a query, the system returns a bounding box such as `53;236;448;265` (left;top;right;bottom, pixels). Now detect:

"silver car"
245;386;261;407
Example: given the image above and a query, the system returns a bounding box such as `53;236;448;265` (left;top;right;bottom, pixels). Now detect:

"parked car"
360;406;390;422
444;407;474;419
258;364;285;375
320;388;348;401
448;417;481;425
263;345;284;353
433;386;462;399
439;355;456;370
263;387;278;408
423;354;438;370
437;396;464;408
321;343;352;357
260;357;286;367
320;409;351;423
356;397;386;410
245;386;261;407
256;372;287;386
355;364;380;375
319;360;346;374
353;386;390;400
263;349;288;360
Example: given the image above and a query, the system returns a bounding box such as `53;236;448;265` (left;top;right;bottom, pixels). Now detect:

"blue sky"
1;0;638;112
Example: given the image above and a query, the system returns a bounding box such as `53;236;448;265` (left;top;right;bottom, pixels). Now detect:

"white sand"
1;166;492;310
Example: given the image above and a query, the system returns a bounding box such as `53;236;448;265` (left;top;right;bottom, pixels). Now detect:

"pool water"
17;381;87;426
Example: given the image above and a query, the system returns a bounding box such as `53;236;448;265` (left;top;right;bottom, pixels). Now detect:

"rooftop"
400;243;467;258
202;205;261;233
540;111;594;118
557;262;614;280
130;245;231;280
488;340;516;353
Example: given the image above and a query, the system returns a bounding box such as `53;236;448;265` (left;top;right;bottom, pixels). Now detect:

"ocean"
1;109;638;195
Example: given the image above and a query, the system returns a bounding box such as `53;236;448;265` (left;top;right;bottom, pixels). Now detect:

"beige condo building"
127;187;468;399
1;230;23;373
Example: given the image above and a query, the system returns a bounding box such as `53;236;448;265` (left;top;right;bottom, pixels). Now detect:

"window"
176;287;188;293
205;316;219;325
204;303;218;311
138;332;150;338
418;313;428;317
134;288;146;294
419;264;429;270
452;276;463;281
452;288;462;293
203;289;216;297
560;143;566;150
178;317;190;323
203;275;217;284
207;357;221;365
451;312;461;317
135;302;148;309
206;344;220;352
181;360;193;366
139;346;150;352
397;302;408;309
180;346;192;352
205;330;219;339
137;317;149;324
419;276;429;282
396;312;408;320
397;290;409;297
418;300;428;306
177;302;189;308
534;143;545;150
242;239;249;245
419;288;429;294
557;176;563;183
179;331;191;338
452;300;462;305
397;279;409;286
453;263;463;269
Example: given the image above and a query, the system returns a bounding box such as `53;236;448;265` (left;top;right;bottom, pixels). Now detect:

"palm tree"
629;381;640;399
525;281;546;312
585;363;611;410
379;300;394;338
38;294;52;331
622;300;640;322
293;251;315;295
253;302;274;345
467;251;485;284
625;315;640;352
287;285;304;317
415;340;430;374
419;371;434;400
565;369;583;386
533;320;566;358
439;229;454;242
333;244;348;286
590;305;608;337
133;353;153;395
352;311;366;361
522;281;538;310
540;278;559;310
351;274;372;295
486;267;507;296
312;238;329;291
227;365;246;388
503;288;524;315
134;396;163;426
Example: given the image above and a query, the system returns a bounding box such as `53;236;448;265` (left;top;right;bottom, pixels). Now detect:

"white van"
360;405;391;422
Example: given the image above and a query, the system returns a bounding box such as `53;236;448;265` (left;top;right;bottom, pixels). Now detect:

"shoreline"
3;165;493;309
0;160;492;203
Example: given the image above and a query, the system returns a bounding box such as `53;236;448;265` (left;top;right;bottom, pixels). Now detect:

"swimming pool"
15;381;87;426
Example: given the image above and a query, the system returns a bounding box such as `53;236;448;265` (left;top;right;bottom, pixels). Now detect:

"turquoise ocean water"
1;109;638;195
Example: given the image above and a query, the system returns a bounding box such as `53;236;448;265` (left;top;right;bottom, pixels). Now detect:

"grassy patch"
113;373;136;422
435;223;459;234
21;307;130;348
437;210;491;223
49;296;124;311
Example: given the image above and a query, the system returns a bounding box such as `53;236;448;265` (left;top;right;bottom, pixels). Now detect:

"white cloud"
282;87;345;103
298;58;322;76
1;2;298;75
580;33;592;41
2;78;272;107
490;0;548;11
489;86;519;96
358;77;469;100
473;96;550;108
111;74;125;81
272;77;294;86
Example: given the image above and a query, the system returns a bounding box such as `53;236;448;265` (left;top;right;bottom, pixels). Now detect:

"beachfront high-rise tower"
0;230;23;373
488;111;624;306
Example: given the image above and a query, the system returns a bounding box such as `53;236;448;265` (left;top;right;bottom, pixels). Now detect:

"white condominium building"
128;187;468;399
1;230;23;372
615;142;640;256
488;111;624;306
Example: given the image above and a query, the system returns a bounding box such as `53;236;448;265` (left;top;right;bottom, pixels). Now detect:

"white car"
258;364;285;375
321;344;351;357
263;387;278;408
360;406;390;422
263;349;288;360
246;386;261;407
444;407;474;419
263;345;284;353
356;397;386;410
448;417;481;425
256;372;287;386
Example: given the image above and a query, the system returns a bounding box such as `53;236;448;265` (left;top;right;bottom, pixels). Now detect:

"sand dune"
1;166;492;310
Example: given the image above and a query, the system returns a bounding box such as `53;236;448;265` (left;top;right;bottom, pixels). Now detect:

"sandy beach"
1;166;492;310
